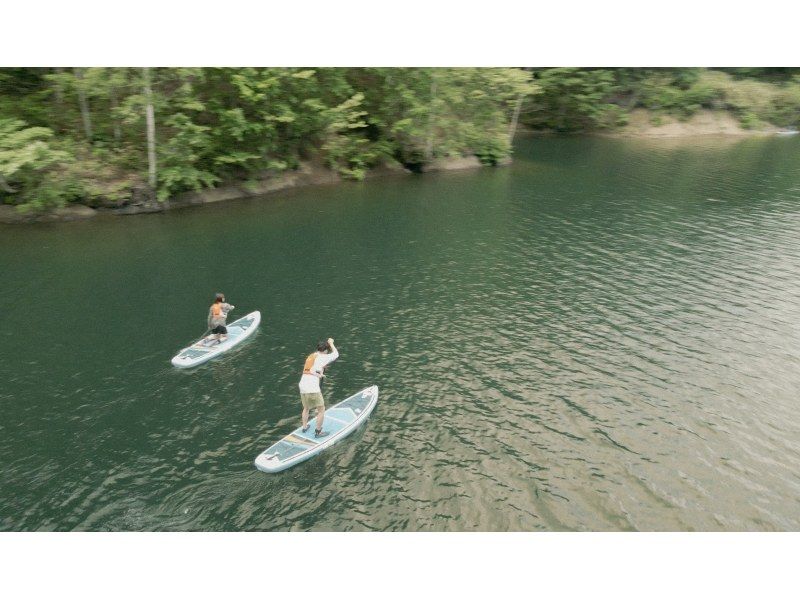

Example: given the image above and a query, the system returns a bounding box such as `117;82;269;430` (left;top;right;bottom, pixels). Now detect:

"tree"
353;68;537;168
73;68;93;141
142;67;157;191
525;68;621;132
3;67;542;209
0;118;76;211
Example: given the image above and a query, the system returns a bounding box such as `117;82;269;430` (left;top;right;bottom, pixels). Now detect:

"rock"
0;203;97;224
0;204;31;224
165;161;343;211
114;202;166;215
113;183;165;214
423;155;484;172
363;160;413;179
131;184;156;204
173;186;248;206
240;176;298;195
294;161;341;186
47;205;97;221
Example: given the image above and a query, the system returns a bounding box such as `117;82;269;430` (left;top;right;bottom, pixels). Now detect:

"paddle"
195;303;235;346
193;327;211;346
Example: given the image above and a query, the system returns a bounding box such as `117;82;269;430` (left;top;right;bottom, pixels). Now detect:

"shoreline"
3;110;796;225
599;108;781;139
0;155;489;224
523;109;790;140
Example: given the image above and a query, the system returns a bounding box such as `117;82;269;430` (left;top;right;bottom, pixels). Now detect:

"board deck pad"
254;386;378;473
171;311;260;368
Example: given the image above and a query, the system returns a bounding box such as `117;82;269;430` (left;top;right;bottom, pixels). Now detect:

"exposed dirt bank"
0;204;98;224
607;109;779;138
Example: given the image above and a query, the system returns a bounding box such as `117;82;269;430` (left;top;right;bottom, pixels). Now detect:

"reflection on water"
2;135;800;531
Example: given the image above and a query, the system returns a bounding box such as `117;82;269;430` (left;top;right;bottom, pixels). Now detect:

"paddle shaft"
193;328;211;345
199;304;234;343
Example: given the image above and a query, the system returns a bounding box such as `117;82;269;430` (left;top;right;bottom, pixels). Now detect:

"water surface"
2;134;800;531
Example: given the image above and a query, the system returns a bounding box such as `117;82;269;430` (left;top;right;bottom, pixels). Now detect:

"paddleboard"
254;385;379;473
171;310;261;368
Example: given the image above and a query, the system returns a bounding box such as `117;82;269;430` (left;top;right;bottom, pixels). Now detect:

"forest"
1;67;799;214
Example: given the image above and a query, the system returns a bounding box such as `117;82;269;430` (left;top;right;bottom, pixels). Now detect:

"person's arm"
223;302;234;313
323;338;339;365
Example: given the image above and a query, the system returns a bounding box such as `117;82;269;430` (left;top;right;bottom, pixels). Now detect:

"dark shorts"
211;325;227;334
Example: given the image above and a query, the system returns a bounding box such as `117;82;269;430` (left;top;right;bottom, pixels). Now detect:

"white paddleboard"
171;310;261;368
254;385;379;473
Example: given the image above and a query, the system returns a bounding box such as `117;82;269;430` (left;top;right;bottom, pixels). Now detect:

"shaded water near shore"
2;134;800;531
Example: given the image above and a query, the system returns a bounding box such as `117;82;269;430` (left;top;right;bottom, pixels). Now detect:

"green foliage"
320;92;375;180
473;135;511;166
0;118;137;211
621;68;800;128
156;112;219;200
636;69;721;118
739;112;763;130
771;84;800;128
604;104;629;128
722;68;800;82
0;67;541;211
694;70;800;128
521;68;800;132
6;67;796;216
0;69;52;127
358;68;537;167
526;68;619;132
0;119;61;181
0;118;71;211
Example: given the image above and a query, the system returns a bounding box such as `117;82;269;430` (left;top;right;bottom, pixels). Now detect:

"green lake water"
2;134;800;531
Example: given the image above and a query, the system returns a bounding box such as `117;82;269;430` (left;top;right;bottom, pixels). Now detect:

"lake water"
2;134;800;531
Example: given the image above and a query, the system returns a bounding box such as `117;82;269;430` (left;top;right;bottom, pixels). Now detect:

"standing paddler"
299;338;339;438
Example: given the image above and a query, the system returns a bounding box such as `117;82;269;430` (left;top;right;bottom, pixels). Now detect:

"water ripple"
2;136;800;530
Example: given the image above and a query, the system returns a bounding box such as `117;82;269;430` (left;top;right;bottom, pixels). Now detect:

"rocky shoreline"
5;110;795;225
0;155;488;224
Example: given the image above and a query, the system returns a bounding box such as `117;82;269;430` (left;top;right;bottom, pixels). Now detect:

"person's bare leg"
315;404;325;432
302;407;310;431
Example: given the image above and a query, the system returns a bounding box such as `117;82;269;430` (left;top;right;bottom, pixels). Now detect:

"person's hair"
317;340;330;352
214;293;224;303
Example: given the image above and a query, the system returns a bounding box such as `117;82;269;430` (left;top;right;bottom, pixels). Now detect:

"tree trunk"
424;74;437;162
142;68;157;192
109;88;121;143
53;67;64;105
508;93;524;144
73;68;93;141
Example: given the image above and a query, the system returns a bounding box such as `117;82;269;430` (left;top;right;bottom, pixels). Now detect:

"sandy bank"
608;109;779;138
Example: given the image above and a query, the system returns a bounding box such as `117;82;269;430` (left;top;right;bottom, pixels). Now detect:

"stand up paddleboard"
171;310;261;368
254;385;379;473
